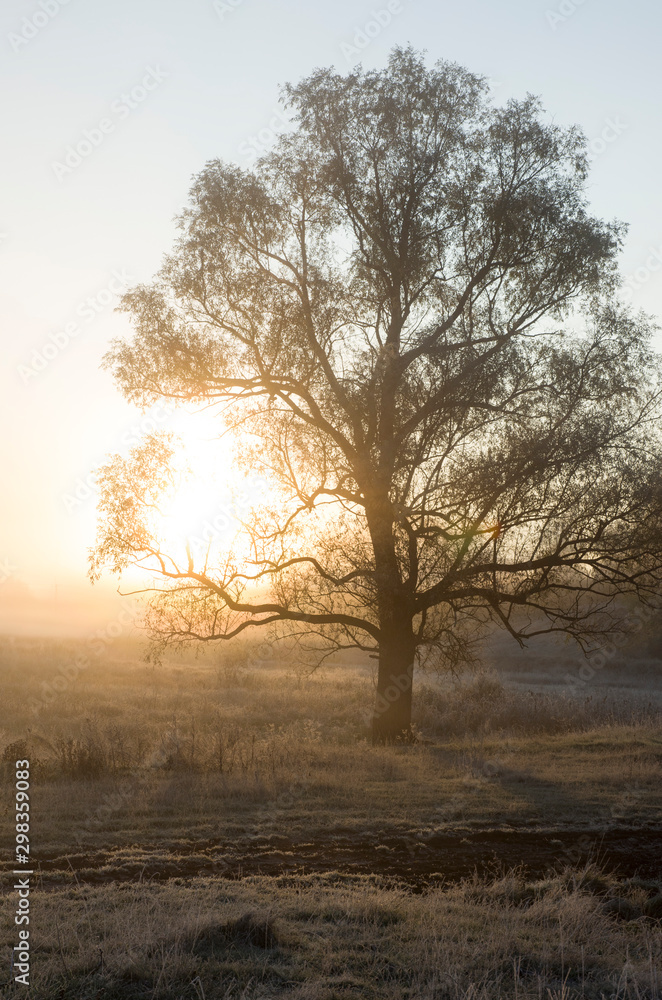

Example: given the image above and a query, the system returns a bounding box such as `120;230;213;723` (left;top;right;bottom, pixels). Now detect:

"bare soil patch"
16;827;662;890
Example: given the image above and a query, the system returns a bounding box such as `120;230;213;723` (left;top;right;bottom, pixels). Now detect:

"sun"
151;407;267;567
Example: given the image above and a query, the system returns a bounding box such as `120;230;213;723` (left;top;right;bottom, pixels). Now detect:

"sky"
1;0;661;634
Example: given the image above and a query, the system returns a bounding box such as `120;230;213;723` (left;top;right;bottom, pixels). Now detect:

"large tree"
92;48;662;742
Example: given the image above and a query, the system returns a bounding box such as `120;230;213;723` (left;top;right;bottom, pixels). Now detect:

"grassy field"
2;867;662;998
0;634;661;997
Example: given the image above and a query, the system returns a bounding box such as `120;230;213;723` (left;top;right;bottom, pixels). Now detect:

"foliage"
91;48;662;736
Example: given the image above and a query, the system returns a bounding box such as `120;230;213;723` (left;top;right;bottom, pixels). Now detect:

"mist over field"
1;627;661;996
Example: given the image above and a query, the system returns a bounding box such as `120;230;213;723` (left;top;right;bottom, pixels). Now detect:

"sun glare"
151;408;267;567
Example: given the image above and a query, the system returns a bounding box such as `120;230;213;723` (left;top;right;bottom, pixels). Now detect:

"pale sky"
1;0;661;633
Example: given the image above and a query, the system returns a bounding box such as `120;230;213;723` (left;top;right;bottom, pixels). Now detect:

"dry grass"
1;635;660;776
415;672;662;738
0;637;661;996
0;866;660;998
0;637;661;860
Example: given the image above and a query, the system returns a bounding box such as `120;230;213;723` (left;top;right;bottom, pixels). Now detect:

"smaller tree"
92;48;662;743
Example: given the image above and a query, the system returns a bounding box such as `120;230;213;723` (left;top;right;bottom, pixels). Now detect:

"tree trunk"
372;615;416;744
365;486;416;743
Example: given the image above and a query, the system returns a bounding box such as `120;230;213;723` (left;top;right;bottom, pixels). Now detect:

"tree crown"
92;47;662;668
